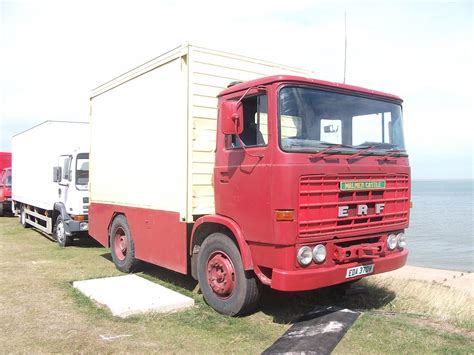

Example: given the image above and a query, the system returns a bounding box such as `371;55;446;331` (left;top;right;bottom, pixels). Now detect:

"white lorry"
12;121;90;246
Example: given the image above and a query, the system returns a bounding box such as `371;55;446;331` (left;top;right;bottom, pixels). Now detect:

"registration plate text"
346;264;374;278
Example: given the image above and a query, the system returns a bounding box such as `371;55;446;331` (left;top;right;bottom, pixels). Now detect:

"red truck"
0;152;12;216
89;44;409;315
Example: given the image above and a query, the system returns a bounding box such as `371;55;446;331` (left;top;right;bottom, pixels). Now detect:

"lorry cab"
0;168;12;216
53;148;90;245
214;75;409;291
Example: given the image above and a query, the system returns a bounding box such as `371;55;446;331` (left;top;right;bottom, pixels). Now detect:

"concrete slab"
73;274;194;318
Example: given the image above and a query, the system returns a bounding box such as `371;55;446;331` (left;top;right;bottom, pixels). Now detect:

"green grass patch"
0;216;472;353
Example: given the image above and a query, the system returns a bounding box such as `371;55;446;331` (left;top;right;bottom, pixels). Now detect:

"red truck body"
0;152;12;216
89;46;410;315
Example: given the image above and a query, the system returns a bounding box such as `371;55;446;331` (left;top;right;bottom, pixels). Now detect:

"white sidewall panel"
90;58;187;217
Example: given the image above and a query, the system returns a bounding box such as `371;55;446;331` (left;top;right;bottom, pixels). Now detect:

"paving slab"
73;274;194;317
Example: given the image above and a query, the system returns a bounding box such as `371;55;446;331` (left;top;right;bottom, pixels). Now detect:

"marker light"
297;246;313;266
397;232;406;248
276;210;294;221
387;234;398;250
312;244;327;263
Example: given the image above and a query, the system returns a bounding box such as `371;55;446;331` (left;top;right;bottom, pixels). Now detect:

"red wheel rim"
114;227;128;261
207;251;235;298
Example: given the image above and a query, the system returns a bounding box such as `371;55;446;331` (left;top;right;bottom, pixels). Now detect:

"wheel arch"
53;202;70;222
107;212;127;248
190;215;253;279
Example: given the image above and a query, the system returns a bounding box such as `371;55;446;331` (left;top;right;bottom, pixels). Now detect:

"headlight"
387;234;398;250
312;244;327;263
297;246;313;266
397;232;406;248
79;222;88;231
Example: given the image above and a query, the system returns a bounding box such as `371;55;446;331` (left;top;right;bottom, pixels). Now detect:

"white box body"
90;44;314;221
12;121;90;211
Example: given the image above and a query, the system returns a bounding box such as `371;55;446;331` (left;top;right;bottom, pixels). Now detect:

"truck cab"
213;75;409;292
0;168;12;216
52;149;90;245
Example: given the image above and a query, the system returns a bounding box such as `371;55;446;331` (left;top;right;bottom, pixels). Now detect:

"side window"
229;94;268;148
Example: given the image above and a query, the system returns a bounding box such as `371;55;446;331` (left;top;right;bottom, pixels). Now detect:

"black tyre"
20;206;30;228
54;214;72;247
197;233;260;316
110;215;139;273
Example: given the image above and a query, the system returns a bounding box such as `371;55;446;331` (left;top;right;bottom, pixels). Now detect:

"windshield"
279;86;406;154
2;169;11;187
75;153;89;189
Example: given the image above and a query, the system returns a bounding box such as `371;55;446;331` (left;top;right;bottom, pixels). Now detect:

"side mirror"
221;101;244;135
53;166;61;182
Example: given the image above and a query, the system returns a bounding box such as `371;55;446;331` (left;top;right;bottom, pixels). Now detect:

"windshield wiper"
308;142;352;159
356;141;397;150
349;143;406;161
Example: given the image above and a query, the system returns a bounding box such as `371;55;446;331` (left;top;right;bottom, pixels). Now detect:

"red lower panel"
271;249;408;291
89;203;187;274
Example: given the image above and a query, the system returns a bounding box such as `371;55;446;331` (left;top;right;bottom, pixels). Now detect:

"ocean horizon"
406;179;473;272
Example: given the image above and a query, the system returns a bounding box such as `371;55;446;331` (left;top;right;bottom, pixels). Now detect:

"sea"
407;180;474;272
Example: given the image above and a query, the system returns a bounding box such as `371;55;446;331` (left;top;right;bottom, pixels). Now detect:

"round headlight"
312;244;327;263
387;234;398;250
397;232;406;248
297;246;313;266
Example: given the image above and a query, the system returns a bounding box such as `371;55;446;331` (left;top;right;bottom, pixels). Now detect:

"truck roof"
218;75;403;102
13;120;89;138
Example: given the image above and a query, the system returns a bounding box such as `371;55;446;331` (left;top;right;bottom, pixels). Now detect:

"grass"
0;216;472;353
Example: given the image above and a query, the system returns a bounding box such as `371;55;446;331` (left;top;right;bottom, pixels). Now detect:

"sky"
1;0;472;180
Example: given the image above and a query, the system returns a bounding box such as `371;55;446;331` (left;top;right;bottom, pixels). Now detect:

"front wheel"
197;233;260;316
54;214;71;247
110;214;139;273
20;206;30;228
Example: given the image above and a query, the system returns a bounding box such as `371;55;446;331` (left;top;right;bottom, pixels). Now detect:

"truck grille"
298;174;409;238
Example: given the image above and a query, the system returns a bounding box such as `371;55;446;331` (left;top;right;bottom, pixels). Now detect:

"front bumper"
271;249;408;291
64;220;89;235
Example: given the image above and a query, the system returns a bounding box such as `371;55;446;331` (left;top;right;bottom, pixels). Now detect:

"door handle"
219;172;229;183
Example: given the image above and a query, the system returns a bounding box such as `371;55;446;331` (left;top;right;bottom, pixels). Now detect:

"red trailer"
89;44;410;315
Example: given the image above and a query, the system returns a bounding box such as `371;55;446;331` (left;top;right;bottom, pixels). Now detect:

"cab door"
57;155;72;206
214;93;273;244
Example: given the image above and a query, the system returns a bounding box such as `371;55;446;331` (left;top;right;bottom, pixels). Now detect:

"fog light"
387;234;398;250
397;232;406;248
297;246;313;266
312;244;327;263
79;222;88;231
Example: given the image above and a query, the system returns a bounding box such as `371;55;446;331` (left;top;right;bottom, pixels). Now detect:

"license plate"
346;264;374;278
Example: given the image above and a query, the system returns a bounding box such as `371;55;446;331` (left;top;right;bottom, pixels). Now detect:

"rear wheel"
110;215;139;272
54;214;71;247
197;233;260;316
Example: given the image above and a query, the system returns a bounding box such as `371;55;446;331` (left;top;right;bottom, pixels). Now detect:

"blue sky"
1;0;472;179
